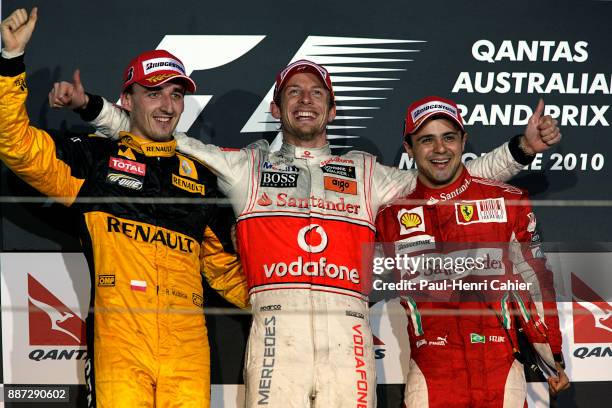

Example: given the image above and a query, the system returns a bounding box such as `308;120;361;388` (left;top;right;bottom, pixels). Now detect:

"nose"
299;90;312;105
433;137;447;153
159;93;174;113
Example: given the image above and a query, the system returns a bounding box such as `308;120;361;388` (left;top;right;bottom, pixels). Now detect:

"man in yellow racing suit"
0;8;248;407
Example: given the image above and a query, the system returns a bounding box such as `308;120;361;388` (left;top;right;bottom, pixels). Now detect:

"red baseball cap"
403;96;464;136
122;49;196;93
273;59;335;104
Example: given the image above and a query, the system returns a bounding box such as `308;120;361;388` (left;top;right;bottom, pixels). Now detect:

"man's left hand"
521;99;562;155
548;362;570;396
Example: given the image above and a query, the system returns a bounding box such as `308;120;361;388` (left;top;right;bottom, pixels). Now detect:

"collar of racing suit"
413;165;472;204
118;131;177;157
279;142;331;159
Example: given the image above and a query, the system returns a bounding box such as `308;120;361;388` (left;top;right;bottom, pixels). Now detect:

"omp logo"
297;224;328;253
150;35;425;148
572;273;612;343
28;274;86;346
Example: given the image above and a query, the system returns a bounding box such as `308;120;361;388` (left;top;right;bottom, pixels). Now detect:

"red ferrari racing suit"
87;96;532;407
0;56;248;408
375;167;563;408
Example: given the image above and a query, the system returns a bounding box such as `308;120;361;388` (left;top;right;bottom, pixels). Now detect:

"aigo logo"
297;224;328;253
572;273;612;343
28;274;86;346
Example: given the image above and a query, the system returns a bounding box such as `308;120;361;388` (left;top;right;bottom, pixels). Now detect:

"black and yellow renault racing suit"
0;55;248;408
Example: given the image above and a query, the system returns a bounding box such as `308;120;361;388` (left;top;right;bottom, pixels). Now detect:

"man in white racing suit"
51;59;561;407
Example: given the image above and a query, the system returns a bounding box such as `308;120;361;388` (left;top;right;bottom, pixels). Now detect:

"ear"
270;101;281;119
403;140;414;158
120;92;133;112
461;132;468;152
327;104;336;123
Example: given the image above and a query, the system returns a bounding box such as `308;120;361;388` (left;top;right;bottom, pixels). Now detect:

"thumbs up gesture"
1;8;38;54
49;69;89;110
521;99;562;155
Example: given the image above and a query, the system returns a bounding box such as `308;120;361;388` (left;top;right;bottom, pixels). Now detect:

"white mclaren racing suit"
87;97;529;408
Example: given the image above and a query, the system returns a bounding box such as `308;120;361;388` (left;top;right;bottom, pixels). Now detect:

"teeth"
296;111;316;118
431;159;449;164
155;117;171;123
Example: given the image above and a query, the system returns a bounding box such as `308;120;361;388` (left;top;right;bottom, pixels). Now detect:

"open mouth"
154;116;173;124
430;158;450;169
294;111;317;121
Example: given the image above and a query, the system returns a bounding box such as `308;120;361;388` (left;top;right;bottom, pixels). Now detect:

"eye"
444;134;459;142
148;91;160;98
419;136;433;144
288;88;300;96
172;92;184;100
312;89;323;97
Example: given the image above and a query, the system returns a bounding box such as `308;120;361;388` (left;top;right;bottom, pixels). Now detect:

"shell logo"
400;212;422;229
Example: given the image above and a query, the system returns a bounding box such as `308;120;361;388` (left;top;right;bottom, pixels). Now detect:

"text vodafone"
263;257;360;284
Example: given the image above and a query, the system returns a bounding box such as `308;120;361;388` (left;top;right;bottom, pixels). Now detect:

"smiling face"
404;117;467;189
270;72;336;148
120;81;185;142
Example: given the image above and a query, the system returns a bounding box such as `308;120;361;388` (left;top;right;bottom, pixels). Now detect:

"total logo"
262;224;360;284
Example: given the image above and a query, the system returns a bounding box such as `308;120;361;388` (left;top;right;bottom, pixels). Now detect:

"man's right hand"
0;8;38;54
49;69;89;110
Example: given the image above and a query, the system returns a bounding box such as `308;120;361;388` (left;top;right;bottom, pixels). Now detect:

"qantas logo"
28;274;86;346
149;35;425;149
572;273;612;343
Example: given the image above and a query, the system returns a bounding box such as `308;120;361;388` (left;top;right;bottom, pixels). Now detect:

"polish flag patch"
130;280;147;292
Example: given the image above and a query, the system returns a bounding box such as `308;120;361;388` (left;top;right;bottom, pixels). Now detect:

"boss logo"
260;171;298;188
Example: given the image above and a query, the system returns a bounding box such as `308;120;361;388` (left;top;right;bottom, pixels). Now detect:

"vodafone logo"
297;224;328;253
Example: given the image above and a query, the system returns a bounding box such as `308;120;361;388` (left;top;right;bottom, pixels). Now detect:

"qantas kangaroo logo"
28;274;86;346
572;273;612;343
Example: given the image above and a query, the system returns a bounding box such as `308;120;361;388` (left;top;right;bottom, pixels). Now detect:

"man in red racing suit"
55;60;561;406
375;96;568;407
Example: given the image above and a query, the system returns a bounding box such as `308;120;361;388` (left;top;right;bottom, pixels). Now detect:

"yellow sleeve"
201;225;250;309
0;72;84;205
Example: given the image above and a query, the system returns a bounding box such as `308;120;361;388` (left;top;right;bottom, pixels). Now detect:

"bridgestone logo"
142;58;186;75
412;101;458;123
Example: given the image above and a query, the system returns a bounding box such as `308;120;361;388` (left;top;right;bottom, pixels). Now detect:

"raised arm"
0;8;90;205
